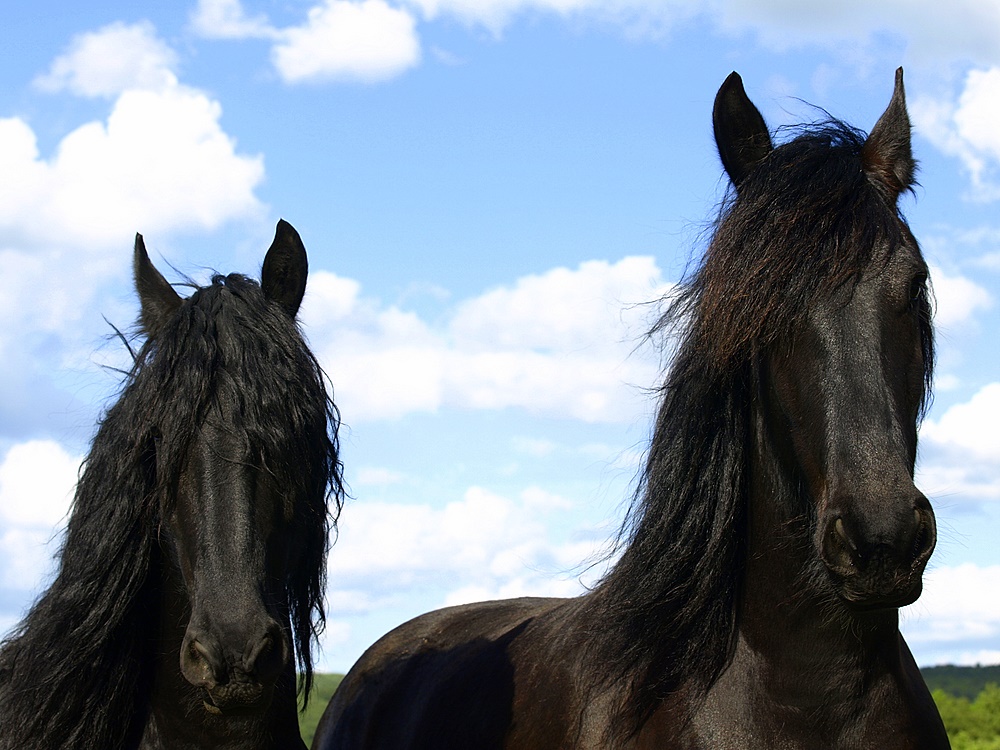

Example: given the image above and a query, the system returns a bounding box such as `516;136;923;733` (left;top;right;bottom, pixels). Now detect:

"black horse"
0;221;344;750
312;70;949;749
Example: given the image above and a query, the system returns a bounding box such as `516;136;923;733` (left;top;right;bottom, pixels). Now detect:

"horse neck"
140;559;306;750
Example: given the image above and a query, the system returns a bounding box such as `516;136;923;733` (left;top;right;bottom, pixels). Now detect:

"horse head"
134;220;334;715
713;69;936;612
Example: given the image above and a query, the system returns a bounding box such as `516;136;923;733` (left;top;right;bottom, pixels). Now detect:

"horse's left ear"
713;71;774;189
261;219;308;318
862;68;915;198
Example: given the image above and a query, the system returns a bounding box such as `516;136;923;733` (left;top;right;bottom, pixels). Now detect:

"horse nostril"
910;507;936;564
835;519;851;550
182;637;223;689
246;625;287;682
823;516;859;572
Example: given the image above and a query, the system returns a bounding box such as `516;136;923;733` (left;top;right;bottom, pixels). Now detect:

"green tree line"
933;684;1000;750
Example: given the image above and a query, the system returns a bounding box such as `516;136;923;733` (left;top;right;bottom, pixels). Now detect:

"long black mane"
580;120;935;733
0;272;343;749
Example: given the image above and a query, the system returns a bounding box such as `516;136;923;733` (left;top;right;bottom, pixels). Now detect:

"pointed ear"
261;219;308;318
713;71;774;189
134;234;182;336
862;68;915;198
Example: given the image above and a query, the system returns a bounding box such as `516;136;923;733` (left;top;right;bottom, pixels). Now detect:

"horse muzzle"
180;617;290;715
820;500;936;610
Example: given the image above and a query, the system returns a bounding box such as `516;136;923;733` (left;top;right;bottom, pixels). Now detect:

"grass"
299;673;343;746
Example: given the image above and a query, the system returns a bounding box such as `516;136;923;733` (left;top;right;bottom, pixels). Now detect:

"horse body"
313;70;948;749
0;221;342;749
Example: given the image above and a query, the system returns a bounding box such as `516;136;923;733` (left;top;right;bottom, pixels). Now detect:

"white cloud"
1;24;264;248
929;264;993;330
301;257;666;423
405;0;1000;61
34;21;178;98
904;564;1000;657
0;441;80;594
450;256;662;351
719;0;1000;65
913;67;1000;201
0;441;80;528
404;0;701;37
302;271;363;323
0;529;60;591
327;486;602;611
0;22;267;454
190;0;421;83
190;0;278;39
922;384;1000;463
918;384;1000;502
41;88;262;244
191;0;1000;88
272;0;421;84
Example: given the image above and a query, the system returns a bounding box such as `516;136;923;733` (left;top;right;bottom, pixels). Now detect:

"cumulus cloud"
190;0;1000;88
192;0;422;82
34;21;179;98
272;0;421;83
300;257;667;423
918;384;1000;502
719;0;1000;65
404;0;702;37
327;485;603;613
0;441;81;593
913;67;1000;201
2;23;264;248
0;89;263;248
904;563;1000;664
0;441;80;528
921;384;1000;462
0;21;266;451
930;264;993;330
190;0;278;39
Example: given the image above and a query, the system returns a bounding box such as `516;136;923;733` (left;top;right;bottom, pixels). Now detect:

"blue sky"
2;0;1000;673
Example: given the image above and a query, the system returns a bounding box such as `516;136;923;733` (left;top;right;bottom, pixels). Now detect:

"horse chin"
202;682;274;717
834;574;924;613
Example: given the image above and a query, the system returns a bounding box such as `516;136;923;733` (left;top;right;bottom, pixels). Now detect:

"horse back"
312;596;579;749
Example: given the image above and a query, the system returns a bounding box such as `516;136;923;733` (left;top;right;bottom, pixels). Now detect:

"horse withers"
312;70;947;749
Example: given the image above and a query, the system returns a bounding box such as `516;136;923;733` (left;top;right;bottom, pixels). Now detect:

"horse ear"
861;67;915;198
134;234;182;335
713;71;774;188
261;219;308;318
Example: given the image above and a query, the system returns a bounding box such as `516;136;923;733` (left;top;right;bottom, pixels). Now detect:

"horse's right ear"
713;72;774;189
134;234;182;336
261;219;308;319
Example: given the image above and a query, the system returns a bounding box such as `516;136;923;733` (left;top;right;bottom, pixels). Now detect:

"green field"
298;667;1000;746
299;673;343;747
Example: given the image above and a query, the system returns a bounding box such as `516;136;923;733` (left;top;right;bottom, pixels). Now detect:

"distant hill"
922;664;1000;700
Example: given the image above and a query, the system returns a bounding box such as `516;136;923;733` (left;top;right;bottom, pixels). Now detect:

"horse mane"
580;120;934;737
0;272;344;748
